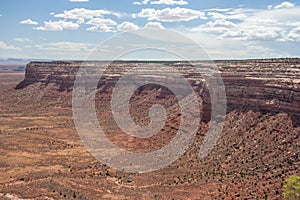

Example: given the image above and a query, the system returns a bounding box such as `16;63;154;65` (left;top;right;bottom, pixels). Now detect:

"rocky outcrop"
16;61;81;91
16;59;300;122
218;59;300;121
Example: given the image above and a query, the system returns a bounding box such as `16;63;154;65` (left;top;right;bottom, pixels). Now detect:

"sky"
0;0;299;60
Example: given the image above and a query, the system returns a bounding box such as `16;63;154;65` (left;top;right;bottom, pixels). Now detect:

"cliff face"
16;61;81;91
16;59;300;121
218;59;300;119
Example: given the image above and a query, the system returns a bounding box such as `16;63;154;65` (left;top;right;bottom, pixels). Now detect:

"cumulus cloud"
0;41;20;50
133;0;187;5
86;18;117;26
192;19;236;33
209;19;237;28
192;4;300;43
77;18;85;24
117;21;139;31
220;25;284;41
207;11;247;20
133;0;150;5
150;0;188;5
86;18;117;32
87;24;115;32
213;17;286;41
54;8;118;20
30;8;120;32
20;19;38;25
234;6;299;41
284;26;300;41
133;7;206;22
35;20;79;31
273;1;295;9
145;22;165;29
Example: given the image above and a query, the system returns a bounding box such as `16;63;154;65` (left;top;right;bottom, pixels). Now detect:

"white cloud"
207;11;247;20
133;7;206;22
69;0;89;2
0;41;21;50
20;19;38;25
206;8;232;12
133;0;187;5
186;32;286;59
285;26;300;41
192;5;300;43
87;24;115;32
216;19;285;41
218;30;243;39
117;21;139;31
77;18;85;24
219;25;284;41
54;8;118;20
274;1;295;9
142;0;151;4
209;19;237;28
86;18;117;32
145;22;165;29
234;7;300;41
150;0;188;5
33;8;121;32
207;12;227;19
133;0;150;5
13;38;32;42
35;20;79;31
192;19;236;33
86;18;117;26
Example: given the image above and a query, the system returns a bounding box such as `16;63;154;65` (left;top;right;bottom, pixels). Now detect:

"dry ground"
0;71;299;199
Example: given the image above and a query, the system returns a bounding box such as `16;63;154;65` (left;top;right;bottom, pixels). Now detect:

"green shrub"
283;175;300;200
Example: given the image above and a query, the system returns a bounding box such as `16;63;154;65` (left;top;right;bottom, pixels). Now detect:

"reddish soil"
0;66;299;200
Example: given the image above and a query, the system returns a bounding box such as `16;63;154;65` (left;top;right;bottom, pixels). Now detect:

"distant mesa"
16;58;300;124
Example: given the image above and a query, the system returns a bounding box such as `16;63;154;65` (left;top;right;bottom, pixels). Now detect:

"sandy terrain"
0;68;299;199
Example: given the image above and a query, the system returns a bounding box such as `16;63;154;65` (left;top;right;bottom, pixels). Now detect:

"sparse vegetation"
283;175;300;200
0;59;300;199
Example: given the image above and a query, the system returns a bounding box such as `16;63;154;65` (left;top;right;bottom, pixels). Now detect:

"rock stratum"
16;58;300;123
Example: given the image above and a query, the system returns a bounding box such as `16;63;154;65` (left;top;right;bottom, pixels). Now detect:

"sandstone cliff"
16;59;300;123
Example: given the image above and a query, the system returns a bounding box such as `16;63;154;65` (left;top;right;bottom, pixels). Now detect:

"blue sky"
0;0;299;60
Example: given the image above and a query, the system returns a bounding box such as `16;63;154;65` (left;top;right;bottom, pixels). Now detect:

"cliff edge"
16;58;300;123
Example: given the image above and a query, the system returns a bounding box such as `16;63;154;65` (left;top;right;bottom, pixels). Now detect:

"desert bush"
283;175;300;200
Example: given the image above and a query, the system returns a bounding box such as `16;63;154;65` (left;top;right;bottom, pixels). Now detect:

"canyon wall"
16;59;300;121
